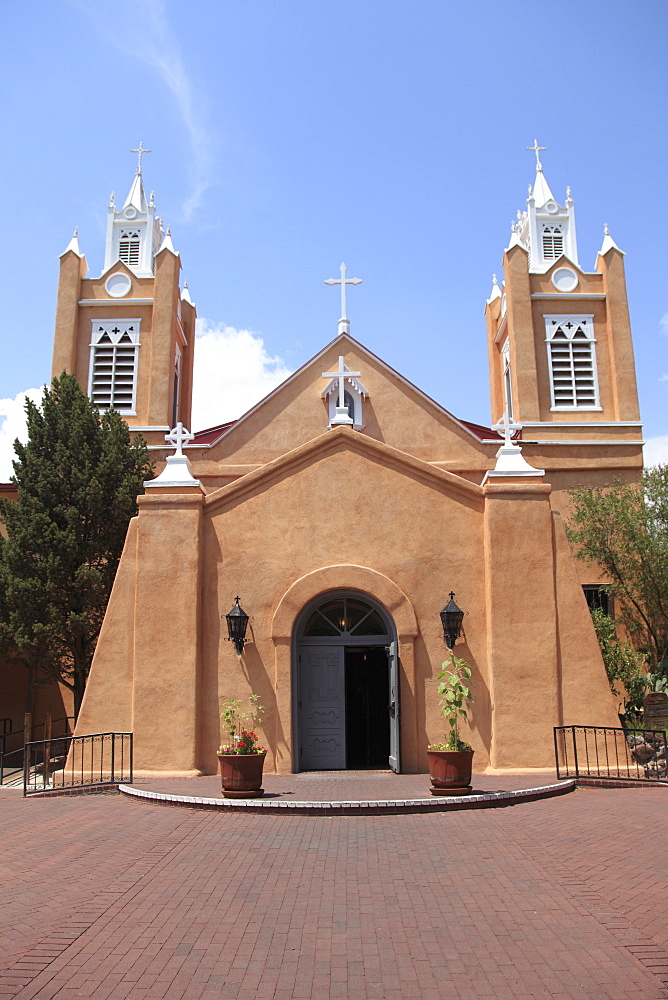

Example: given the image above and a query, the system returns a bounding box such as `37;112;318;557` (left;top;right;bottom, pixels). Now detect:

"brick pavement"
0;785;666;999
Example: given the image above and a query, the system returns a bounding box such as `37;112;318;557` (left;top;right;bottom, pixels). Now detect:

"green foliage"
219;694;265;753
429;655;474;752
590;608;648;720
567;467;668;673
0;373;153;717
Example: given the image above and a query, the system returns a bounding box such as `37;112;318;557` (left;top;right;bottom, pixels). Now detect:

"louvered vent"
547;319;598;408
118;229;141;267
89;322;139;412
542;226;564;260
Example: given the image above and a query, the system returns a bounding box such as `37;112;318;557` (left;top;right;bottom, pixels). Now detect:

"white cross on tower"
526;139;547;171
324;263;362;334
165;421;194;457
492;411;523;449
131;141;151;174
322;356;362;426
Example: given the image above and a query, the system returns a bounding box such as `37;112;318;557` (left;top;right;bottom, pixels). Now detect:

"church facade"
49;150;642;775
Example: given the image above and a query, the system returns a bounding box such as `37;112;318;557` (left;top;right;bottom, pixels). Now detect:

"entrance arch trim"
271;564;418;641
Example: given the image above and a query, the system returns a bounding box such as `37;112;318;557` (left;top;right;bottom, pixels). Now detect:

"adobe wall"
76;428;618;776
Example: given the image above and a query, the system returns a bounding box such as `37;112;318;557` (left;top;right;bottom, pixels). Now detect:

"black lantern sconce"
440;592;465;649
225;596;250;654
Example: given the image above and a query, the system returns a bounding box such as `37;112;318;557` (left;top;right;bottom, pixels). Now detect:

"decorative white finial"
130;141;151;174
322;355;363;427
149;190;155;207
143;422;202;489
109;191;115;208
566;186;572;200
603;223;609;236
73;227;79;238
324;262;362;335
526;138;547;171
166;225;171;236
483;412;544;481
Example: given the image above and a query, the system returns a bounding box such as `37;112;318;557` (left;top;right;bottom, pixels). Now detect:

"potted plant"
217;695;267;798
427;655;474;796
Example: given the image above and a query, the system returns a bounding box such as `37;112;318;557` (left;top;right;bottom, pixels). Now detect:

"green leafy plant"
219;695;266;754
590;607;648;722
567;467;668;673
429;654;474;752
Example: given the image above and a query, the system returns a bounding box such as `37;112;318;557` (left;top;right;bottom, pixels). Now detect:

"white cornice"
521;440;644;447
79;298;154;306
531;293;605;300
521;421;642;428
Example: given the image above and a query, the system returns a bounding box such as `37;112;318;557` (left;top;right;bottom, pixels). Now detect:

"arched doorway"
294;591;400;772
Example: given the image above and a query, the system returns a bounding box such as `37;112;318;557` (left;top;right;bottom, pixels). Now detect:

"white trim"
532;293;605;300
130;425;171;432
544;314;599;410
88;318;141;414
521;421;642;427
79;298;154;306
521;440;644;446
550;406;603;412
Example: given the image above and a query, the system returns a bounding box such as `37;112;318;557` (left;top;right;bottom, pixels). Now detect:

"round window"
105;272;132;298
551;267;579;293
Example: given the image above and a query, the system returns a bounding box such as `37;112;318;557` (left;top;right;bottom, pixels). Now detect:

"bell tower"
51;146;196;446
485;142;641;443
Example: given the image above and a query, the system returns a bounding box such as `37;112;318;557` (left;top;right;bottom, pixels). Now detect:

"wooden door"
298;645;346;770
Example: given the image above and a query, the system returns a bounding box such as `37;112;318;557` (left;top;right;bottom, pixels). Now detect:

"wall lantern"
440;592;465;649
225;596;249;654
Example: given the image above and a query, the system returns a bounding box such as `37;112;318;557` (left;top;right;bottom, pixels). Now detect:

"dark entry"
345;646;390;768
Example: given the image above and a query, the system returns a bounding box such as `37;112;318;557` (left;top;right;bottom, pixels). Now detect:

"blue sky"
1;0;667;475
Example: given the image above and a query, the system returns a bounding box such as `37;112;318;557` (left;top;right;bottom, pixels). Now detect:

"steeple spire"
512;142;579;270
103;144;163;277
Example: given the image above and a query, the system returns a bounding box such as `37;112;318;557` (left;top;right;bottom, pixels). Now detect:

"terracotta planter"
427;749;474;796
217;751;266;798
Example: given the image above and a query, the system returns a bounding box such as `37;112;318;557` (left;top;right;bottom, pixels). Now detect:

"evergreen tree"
0;373;153;718
567;466;668;676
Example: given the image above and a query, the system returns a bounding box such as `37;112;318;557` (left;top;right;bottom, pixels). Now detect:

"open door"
387;641;400;773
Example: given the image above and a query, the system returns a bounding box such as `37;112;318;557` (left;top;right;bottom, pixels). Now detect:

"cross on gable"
322;356;364;426
324;263;362;321
165;421;194;457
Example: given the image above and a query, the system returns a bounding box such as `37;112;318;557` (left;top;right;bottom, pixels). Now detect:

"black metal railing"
23;731;133;796
0;717;74;785
554;725;668;782
1;718;12;735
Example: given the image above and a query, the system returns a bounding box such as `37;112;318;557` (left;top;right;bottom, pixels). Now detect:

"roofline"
190;332;494;448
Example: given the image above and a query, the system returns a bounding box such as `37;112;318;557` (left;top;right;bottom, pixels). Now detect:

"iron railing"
23;731;133;796
554;725;668;782
1;719;12;735
0;717;74;785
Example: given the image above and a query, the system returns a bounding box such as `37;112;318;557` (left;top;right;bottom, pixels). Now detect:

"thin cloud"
0;388;44;482
191;320;292;432
661;313;668;336
74;0;212;219
643;436;668;468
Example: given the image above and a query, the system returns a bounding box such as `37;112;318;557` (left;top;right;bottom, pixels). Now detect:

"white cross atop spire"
526;139;547;171
131;141;151;174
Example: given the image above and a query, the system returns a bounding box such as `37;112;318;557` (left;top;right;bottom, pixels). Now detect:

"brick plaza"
0;783;666;999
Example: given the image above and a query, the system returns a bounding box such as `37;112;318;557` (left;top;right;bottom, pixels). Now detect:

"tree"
567;466;668;677
0;373;153;718
589;607;647;722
